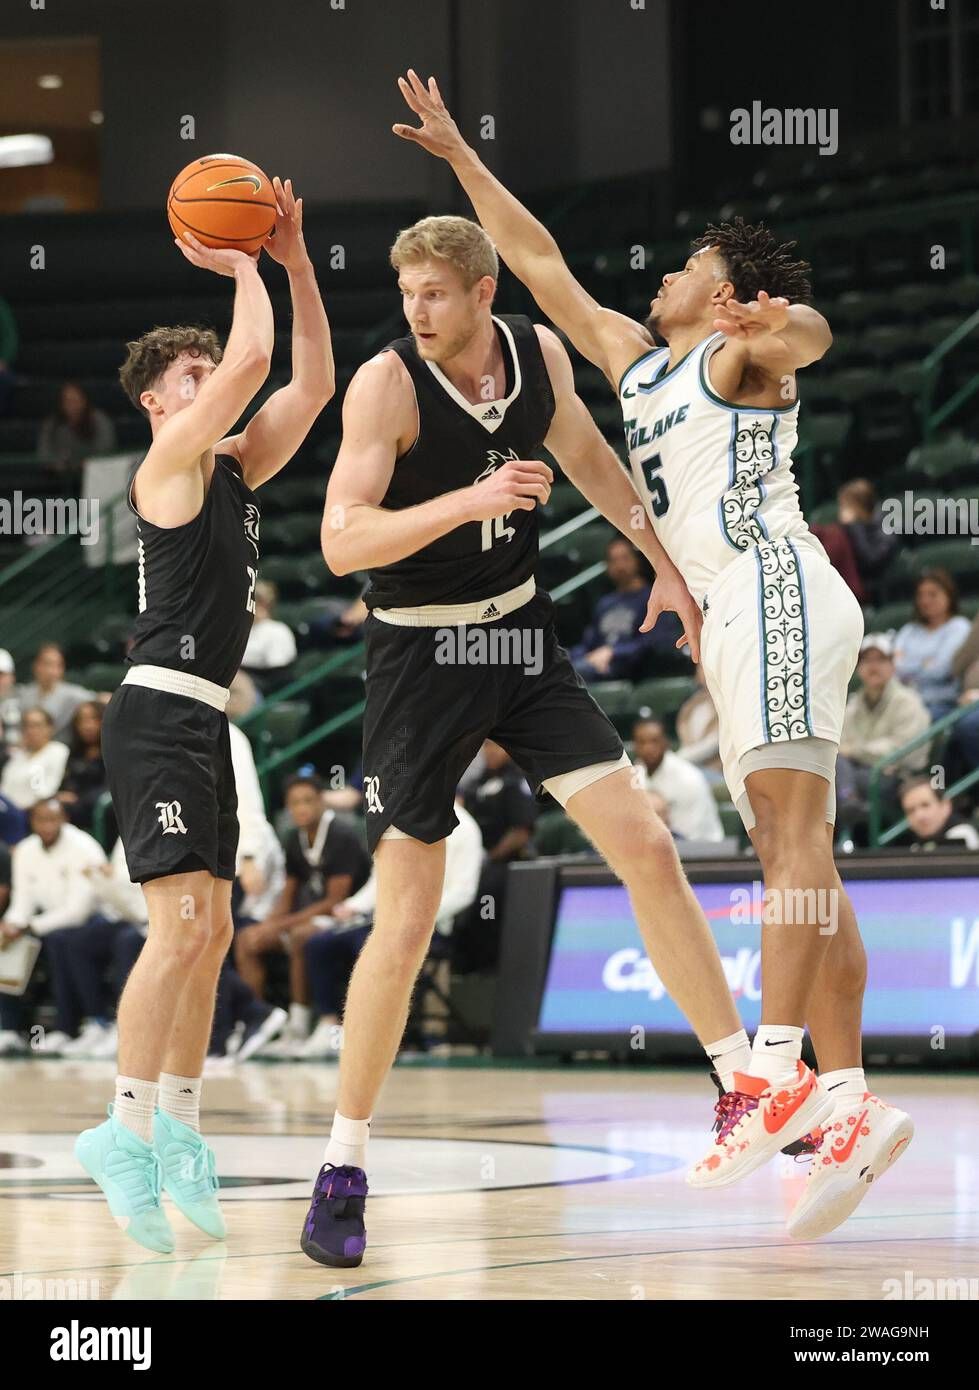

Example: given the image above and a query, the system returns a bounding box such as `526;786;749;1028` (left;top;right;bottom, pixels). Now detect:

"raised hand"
263;176;309;273
393;69;467;161
174;230;260;278
714;289;790;339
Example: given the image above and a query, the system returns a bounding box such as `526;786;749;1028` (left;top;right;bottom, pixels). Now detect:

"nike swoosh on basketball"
830;1110;868;1164
207;174;262;193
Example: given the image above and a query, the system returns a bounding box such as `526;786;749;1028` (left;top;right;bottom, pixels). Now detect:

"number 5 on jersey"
641;452;670;518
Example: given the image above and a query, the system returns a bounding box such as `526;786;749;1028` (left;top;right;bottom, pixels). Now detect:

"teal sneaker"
153;1110;226;1239
74;1107;175;1254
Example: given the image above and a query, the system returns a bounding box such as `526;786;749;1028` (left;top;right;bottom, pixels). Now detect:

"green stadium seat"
633;675;696;720
907;436;979;481
717;802;745;841
533;810;591;856
870;600;912;633
906;540;979;585
79;662;127;692
588;680;636;719
252;700;310;751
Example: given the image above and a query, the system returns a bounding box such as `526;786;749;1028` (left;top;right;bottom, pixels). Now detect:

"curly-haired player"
393;70;913;1241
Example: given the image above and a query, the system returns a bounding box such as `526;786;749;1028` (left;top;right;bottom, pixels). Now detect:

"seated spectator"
16;642;94;740
948;609;979;780
454;741;537;972
241;581;297;679
0;648;21;747
568;537;683;682
839;479;899;603
0;800;109;1051
899;775;979;851
1;708;69;810
37;380;117;476
308;593;369;647
632;717;723;842
836;634;931;836
57;701;107;832
234;773;370;1049
0;295;18;417
675;665;722;778
299;797;483;1057
894;569;971;722
322;761;364;813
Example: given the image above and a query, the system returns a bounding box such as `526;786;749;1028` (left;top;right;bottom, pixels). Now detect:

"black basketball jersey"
364;314;556;608
126;454;260;688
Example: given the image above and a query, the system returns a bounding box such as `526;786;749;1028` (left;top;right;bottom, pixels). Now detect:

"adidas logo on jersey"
481;602;501;619
481;405;501;421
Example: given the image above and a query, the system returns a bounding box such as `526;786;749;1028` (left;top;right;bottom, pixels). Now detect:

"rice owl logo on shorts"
363;777;384;814
156;801;187;835
243;503;260;558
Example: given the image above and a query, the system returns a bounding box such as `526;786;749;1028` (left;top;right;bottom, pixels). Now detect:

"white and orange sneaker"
687;1060;834;1189
786;1092;913;1240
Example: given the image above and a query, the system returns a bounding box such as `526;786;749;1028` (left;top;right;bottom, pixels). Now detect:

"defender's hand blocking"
393;70;466;160
464;459;553;522
175;230;260;278
713;289;790;339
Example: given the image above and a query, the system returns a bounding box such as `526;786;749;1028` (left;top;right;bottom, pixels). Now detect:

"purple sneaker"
300;1163;368;1267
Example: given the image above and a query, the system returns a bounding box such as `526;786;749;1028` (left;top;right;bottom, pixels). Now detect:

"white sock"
820;1066;866;1107
747;1024;805;1087
159;1072;202;1132
289;1003;311;1037
704;1028;751;1093
324;1111;371;1171
113;1075;158;1144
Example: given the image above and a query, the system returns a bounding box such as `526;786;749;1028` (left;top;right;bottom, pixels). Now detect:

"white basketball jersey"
618;331;823;606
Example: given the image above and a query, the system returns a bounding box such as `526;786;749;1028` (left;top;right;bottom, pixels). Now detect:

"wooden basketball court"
1;1059;975;1300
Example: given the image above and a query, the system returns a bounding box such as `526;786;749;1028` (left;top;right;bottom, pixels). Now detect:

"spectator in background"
0;649;21;747
675;664;722;778
308;592;369;647
299;796;483;1058
241;581;297;679
838;480;899;604
1;708;69;811
57;701;106;832
234;774;370;1048
16;642;94;740
836;634;931;835
0;799;108;1052
568;537;683;682
37;381;116;476
632;717;723;842
899;775;979;851
455;740;537;973
894;569;971;722
947;609;979;780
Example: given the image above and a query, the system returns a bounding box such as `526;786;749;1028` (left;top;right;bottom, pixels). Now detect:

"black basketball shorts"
101;684;239;883
360;589;626;853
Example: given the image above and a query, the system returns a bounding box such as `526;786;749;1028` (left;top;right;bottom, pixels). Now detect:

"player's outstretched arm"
537;327;703;662
322;353;552;576
217;178;335;490
141;242;274;488
393;69;649;388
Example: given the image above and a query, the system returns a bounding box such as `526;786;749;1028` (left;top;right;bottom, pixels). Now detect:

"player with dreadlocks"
394;69;913;1240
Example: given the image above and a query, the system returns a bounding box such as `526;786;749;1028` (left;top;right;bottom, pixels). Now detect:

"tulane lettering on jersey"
127;454;260;688
618;332;818;605
364;314;555;608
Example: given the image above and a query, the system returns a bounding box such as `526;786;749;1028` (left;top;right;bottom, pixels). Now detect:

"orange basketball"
167;153;277;255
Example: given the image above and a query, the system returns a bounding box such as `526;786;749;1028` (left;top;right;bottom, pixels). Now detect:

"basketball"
166;153;277;254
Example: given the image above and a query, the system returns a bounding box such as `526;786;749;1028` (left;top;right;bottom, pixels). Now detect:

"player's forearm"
223;260;275;371
451;145;560;279
773;304;832;366
562;442;683;579
286;261;335;400
323;489;475;576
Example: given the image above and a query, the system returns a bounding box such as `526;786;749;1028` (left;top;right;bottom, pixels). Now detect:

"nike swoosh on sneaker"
830;1110;868;1164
